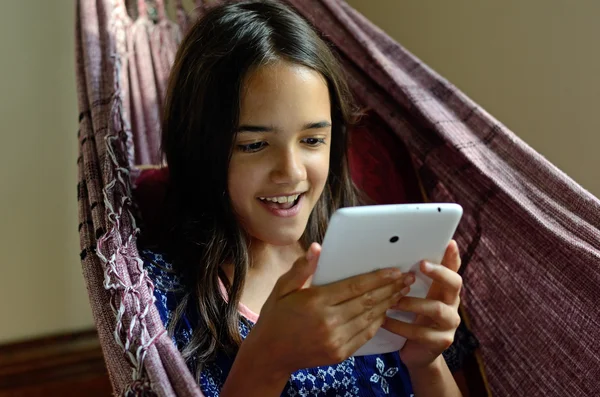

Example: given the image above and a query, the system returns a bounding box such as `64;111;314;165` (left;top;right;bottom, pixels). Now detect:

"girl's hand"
382;240;463;371
242;242;415;380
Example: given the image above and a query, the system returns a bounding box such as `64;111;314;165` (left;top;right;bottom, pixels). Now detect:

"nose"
270;147;307;185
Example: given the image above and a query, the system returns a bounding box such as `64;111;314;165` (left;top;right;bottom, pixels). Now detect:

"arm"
220;337;290;397
222;242;412;396
408;356;462;397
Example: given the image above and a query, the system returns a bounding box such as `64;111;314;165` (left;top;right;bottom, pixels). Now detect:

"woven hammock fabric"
76;0;600;395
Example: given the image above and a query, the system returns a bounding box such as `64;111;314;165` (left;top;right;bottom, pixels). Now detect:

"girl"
142;1;464;395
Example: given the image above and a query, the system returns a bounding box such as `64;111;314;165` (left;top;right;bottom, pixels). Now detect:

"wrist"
406;355;445;378
239;332;292;382
222;339;290;397
406;356;461;397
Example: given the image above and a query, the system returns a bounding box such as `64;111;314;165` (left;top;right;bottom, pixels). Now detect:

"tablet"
311;203;463;356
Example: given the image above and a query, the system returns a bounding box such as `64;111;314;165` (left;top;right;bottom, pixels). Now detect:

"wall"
347;0;600;198
0;0;93;343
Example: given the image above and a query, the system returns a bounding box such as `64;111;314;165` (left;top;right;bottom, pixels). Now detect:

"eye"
237;141;268;153
302;137;326;146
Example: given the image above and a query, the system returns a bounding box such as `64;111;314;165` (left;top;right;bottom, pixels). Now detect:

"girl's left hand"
382;240;462;370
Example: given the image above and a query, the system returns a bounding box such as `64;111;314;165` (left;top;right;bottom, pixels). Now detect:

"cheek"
227;157;266;211
227;161;251;211
308;149;330;191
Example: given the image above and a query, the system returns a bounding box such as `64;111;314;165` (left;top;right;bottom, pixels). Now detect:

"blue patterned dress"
142;250;414;397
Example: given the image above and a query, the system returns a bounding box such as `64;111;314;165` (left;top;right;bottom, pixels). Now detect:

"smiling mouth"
258;193;304;210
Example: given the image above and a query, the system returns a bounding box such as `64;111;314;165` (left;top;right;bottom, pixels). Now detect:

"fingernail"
403;273;415;286
393;287;409;301
423;261;434;271
388;268;403;279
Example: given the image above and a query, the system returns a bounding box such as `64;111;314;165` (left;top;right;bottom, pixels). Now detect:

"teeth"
259;194;300;203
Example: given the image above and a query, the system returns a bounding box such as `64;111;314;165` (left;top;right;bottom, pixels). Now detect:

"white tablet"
311;203;463;356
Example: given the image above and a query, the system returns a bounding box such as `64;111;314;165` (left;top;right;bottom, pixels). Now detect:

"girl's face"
228;61;331;246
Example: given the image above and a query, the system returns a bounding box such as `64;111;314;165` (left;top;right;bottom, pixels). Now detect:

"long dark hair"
160;0;361;377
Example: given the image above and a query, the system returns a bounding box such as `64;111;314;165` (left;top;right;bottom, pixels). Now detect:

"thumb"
274;243;321;298
442;240;461;273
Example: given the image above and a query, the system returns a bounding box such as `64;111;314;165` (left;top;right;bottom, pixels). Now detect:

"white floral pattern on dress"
369;357;399;394
286;356;357;396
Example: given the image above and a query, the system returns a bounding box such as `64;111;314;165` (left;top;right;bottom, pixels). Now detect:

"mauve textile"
76;0;600;396
123;0;180;165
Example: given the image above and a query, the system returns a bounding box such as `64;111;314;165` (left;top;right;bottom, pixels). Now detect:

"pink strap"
218;279;260;323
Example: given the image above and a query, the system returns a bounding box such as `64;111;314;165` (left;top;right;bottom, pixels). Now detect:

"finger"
442;240;461;273
389;297;461;330
382;317;455;352
303;243;322;289
421;261;462;304
343;310;388;357
275;243;320;297
306;241;322;264
319;267;407;305
336;276;413;323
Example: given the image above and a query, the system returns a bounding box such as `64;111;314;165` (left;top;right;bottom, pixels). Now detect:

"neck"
247;238;305;273
220;238;305;285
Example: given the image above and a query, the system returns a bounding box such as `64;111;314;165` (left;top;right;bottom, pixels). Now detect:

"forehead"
239;61;331;125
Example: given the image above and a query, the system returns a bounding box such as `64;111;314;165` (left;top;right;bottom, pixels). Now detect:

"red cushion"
132;167;170;245
133;112;422;243
348;113;421;205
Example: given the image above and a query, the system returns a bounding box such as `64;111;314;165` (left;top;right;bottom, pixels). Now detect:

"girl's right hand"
241;242;415;380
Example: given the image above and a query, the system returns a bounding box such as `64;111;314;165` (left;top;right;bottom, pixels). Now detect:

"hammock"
76;0;600;396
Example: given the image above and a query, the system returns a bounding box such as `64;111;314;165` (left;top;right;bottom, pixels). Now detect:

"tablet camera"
389;236;399;243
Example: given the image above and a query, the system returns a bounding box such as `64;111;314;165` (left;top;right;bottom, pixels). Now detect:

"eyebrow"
237;121;332;133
